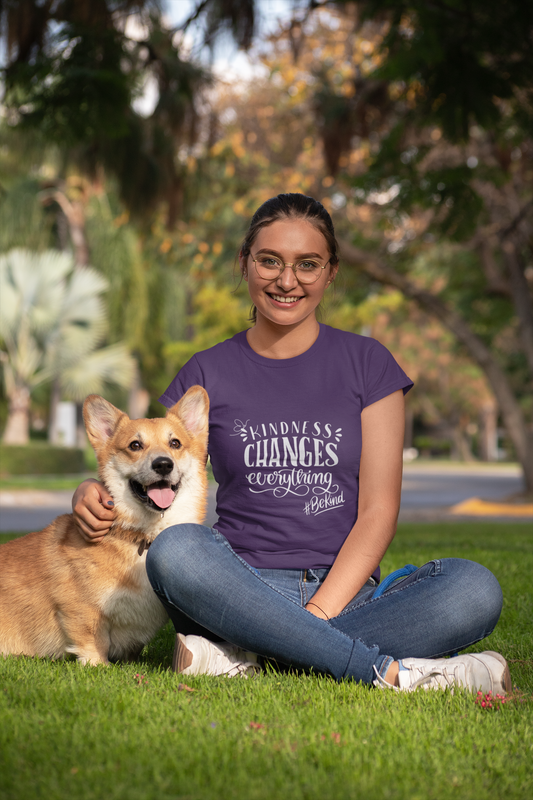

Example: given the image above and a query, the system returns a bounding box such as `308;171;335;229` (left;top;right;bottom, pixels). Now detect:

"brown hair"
239;193;339;322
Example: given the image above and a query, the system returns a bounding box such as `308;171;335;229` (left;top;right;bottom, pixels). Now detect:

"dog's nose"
151;456;174;476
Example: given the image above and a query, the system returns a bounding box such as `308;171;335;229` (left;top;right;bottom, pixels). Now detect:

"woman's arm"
305;390;405;620
72;478;115;543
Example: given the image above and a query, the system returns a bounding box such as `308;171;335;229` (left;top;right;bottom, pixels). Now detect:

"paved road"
0;464;529;532
399;464;524;510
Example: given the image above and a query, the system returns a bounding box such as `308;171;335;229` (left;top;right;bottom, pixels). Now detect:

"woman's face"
242;218;337;329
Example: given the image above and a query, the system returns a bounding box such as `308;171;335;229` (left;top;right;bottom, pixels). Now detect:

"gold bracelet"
306;601;330;620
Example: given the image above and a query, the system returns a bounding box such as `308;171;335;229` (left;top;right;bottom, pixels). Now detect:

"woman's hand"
72;478;115;543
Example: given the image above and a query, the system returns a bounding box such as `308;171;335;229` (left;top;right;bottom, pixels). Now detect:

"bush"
0;443;87;476
413;436;452;457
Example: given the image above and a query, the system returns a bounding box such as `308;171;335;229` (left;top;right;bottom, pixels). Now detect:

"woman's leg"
328;557;503;660
146;524;503;686
146;524;386;685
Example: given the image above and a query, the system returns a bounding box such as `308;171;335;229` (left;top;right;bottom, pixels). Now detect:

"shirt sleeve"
159;356;206;409
363;339;413;409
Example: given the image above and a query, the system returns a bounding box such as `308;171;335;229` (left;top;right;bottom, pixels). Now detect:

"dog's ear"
168;386;209;438
83;395;127;452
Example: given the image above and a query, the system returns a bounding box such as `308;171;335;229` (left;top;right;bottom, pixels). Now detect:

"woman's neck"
246;315;320;359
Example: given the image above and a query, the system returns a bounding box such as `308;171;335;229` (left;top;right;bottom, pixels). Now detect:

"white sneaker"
374;650;511;694
173;634;261;678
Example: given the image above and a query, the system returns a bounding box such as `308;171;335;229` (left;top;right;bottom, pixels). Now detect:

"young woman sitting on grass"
72;193;511;693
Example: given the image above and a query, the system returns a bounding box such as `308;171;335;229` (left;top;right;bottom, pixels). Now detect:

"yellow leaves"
181;233;194;245
431;128;442;141
210;140;226;157
322;176;335;188
159;238;172;254
233;199;247;215
212;242;223;256
225;163;235;178
230;131;246;159
198;242;209;254
113;212;129;228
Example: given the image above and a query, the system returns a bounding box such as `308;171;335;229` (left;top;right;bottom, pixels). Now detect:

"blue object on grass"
372;564;418;598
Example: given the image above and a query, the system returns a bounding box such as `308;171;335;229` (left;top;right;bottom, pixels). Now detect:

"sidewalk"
1;466;532;529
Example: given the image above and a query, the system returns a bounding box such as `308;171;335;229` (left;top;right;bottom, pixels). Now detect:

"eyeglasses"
250;254;331;284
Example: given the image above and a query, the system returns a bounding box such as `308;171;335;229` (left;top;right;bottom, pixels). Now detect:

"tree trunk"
2;385;30;445
502;245;533;377
479;401;498;462
48;378;62;445
339;238;533;492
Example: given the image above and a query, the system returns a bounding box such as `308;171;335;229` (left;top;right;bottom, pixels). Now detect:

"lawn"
1;521;531;800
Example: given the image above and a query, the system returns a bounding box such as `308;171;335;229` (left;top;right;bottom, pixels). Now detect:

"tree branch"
338;237;531;475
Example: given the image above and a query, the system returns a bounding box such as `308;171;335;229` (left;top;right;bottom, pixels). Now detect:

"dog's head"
83;386;209;531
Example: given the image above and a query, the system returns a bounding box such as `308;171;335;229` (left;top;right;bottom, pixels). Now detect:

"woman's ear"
327;261;339;285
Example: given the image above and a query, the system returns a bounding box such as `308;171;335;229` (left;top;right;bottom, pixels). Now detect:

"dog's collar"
137;539;151;557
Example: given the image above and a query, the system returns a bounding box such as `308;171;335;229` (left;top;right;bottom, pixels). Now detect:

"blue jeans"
146;524;503;685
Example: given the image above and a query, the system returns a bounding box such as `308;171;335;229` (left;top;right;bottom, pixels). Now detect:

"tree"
0;248;135;444
0;0;256;229
320;1;533;489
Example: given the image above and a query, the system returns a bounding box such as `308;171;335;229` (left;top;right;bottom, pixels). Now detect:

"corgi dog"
0;385;209;666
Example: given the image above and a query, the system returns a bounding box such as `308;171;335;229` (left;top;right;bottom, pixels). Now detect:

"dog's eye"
129;441;143;451
170;439;181;449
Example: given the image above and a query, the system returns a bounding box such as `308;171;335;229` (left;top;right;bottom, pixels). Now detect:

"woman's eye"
170;439;181;449
260;257;280;267
298;261;317;271
129;441;142;451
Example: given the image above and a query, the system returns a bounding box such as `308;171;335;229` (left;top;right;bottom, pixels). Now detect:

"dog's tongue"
147;485;175;509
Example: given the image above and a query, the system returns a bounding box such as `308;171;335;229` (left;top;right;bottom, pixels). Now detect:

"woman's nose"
276;264;299;289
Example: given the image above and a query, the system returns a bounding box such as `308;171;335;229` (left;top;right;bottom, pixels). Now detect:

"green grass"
0;473;98;491
1;522;532;800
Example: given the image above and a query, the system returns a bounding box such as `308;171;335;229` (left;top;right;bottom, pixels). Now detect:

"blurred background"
0;0;532;496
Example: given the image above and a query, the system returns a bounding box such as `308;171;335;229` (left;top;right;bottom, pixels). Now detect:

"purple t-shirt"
160;324;413;571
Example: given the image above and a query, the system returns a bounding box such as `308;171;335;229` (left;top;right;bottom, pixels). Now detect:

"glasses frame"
250;254;331;285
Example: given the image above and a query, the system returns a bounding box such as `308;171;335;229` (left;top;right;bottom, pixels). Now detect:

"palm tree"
0;248;135;445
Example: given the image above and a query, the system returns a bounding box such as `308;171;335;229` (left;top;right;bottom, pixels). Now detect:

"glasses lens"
254;256;283;279
253;255;325;283
295;260;323;283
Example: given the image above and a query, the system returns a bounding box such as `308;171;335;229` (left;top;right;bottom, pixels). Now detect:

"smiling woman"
72;193;510;696
238;194;339;356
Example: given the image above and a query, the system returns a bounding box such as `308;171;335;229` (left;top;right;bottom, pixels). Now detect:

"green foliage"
0;443;86;475
0;248;135;402
354;0;533;140
164;281;250;375
8;23;133;147
84;198;149;351
0;178;55;252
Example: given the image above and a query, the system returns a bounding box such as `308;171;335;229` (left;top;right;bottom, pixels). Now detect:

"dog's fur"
0;385;209;665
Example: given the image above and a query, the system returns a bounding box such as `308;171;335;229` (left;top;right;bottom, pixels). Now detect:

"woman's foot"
374;651;511;693
173;634;261;678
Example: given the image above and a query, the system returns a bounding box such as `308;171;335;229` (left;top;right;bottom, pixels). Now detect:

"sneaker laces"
209;643;260;678
222;661;261;678
373;663;459;691
408;665;455;690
